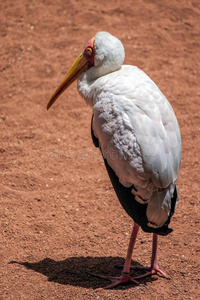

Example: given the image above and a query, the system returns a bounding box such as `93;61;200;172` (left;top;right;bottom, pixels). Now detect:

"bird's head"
47;31;125;110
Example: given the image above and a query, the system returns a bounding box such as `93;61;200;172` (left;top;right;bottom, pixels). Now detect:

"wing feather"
90;65;181;227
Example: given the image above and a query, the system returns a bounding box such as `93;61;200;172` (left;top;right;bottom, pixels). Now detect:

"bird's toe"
90;271;140;289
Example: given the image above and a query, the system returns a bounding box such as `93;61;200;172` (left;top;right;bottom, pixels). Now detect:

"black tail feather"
91;116;177;236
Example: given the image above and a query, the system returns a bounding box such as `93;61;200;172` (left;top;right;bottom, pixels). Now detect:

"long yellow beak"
47;52;88;110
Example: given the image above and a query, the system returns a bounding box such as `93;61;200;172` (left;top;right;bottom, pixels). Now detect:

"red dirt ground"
1;0;200;299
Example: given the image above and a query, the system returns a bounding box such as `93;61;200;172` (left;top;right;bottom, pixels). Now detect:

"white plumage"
78;32;181;228
47;31;182;288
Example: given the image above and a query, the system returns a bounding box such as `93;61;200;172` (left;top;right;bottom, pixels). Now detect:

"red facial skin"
83;37;95;68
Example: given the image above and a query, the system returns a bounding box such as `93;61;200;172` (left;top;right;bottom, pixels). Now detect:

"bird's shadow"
9;256;158;290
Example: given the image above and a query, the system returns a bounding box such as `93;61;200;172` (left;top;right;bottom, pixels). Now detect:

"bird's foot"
130;265;170;280
115;264;170;280
90;271;140;289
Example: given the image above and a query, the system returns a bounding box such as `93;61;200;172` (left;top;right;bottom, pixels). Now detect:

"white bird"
47;31;182;289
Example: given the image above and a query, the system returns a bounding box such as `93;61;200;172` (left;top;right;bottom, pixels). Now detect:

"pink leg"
131;233;170;279
90;223;140;289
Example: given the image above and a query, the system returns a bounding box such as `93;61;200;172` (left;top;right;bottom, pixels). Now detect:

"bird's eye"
86;47;93;56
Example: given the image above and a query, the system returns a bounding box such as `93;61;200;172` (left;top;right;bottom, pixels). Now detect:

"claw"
114;264;170;280
89;271;140;289
131;265;171;280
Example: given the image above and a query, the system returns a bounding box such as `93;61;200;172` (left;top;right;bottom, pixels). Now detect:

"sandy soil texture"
1;0;200;299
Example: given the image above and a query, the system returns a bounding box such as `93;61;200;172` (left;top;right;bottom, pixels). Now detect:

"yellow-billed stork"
47;32;182;288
